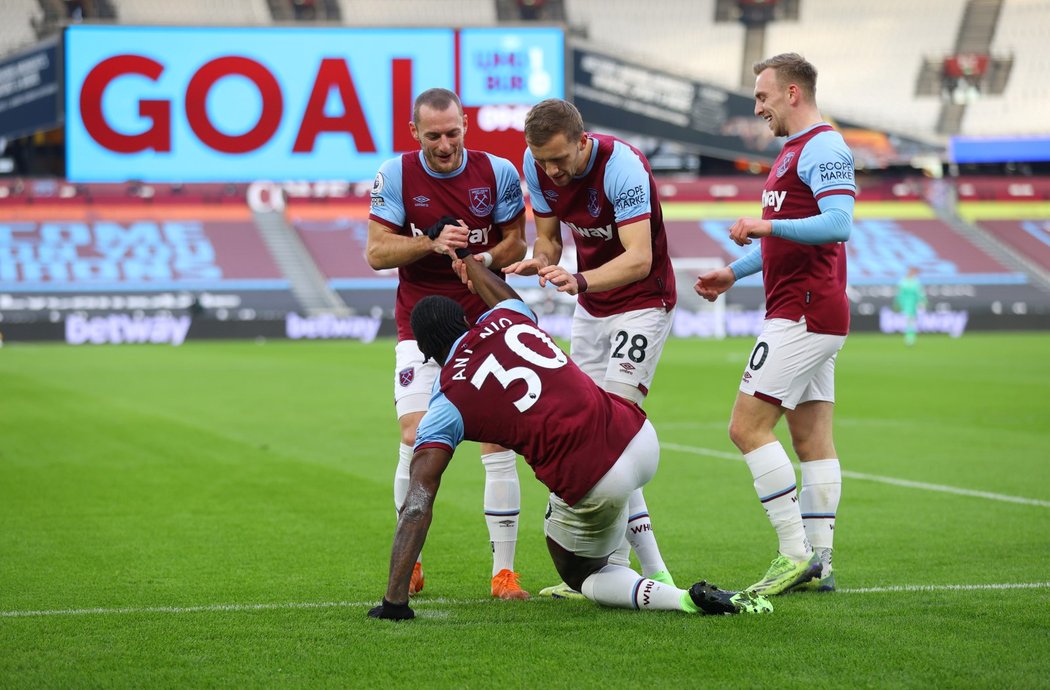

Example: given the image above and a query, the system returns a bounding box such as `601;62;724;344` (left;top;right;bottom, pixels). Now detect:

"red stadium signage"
79;54;414;155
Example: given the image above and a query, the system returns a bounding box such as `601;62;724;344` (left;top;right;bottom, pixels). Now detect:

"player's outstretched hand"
695;268;735;302
728;217;772;246
367;599;415;621
538;265;581;294
503;256;546;277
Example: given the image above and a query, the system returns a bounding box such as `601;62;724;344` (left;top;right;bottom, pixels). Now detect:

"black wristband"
454;247;472;259
424;215;460;240
573;273;588;294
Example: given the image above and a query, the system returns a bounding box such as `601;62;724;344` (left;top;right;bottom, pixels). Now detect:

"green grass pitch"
2;333;1049;688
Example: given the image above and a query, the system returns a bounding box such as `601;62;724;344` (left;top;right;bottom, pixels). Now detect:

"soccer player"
504;98;677;598
894;267;927;345
366;88;529;600
695;53;856;595
368;247;772;620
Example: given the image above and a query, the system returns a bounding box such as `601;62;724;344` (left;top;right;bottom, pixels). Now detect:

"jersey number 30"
470;323;568;412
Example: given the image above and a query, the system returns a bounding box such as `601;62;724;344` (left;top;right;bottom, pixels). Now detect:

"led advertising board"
0;37;61;141
65;25;564;182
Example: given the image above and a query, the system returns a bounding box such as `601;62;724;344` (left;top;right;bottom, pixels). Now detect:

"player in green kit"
894;267;927;346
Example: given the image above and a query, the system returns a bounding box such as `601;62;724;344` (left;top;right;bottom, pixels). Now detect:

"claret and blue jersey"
760;122;857;335
523;133;677;317
368;149;525;340
414;298;647;506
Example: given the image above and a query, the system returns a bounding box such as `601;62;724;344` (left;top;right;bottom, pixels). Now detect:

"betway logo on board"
66;314;192;345
286;313;381;343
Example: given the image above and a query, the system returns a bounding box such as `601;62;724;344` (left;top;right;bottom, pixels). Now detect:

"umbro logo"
497;519;515;527
619;362;636;373
412;195;430;206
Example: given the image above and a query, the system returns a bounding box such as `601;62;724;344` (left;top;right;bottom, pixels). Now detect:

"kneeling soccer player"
368;243;772;620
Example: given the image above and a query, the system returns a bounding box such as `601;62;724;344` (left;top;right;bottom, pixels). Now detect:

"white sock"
625;488;669;577
482;450;520;576
580;564;688;611
744;441;810;561
394;443;412;515
607;537;631;568
394;443;420;565
800;458;841;577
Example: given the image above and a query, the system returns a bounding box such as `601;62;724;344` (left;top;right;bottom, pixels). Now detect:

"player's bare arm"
695;267;736;302
477;213;527;269
381;447;453;606
503;214;562;280
539;218;653;296
728;217;773;247
365;219;469;270
458;245;522;307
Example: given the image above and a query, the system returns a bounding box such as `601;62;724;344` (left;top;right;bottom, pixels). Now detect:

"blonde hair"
753;53;817;100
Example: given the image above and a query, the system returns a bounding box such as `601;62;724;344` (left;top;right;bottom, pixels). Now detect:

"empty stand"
337;0;497;26
763;0;965;139
979;220;1050;273
0;0;41;55
567;0;744;92
962;0;1050;136
109;0;273;25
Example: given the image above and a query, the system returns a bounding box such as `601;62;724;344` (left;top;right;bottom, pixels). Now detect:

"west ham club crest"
587;188;601;217
775;151;797;178
469;187;494;216
398;366;415;387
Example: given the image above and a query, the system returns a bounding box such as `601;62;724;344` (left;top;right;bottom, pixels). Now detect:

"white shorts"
544;420;659;558
393;339;440;418
571;305;674;398
739;318;846;410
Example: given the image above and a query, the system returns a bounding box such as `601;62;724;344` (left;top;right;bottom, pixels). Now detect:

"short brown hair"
753;53;817;100
524;98;585;146
413;88;463;124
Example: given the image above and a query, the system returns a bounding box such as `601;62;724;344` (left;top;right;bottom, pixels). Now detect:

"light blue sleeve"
369;157;406;227
522;148;553;215
797;130;856;198
477;299;538;325
487;154;526;225
414;390;465;453
730;246;763;280
605;141;652;224
770;194;854;244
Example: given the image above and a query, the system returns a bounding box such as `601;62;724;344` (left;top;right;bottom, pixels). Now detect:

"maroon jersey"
414;301;648;506
526;134;676;317
369;150;526;341
760;124;855;335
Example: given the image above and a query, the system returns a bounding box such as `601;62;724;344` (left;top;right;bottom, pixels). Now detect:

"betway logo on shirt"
762;189;787;212
566;222;613;240
408;223;493;244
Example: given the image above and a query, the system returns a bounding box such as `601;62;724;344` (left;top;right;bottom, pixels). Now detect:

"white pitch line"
661;442;1050;508
842;582;1050;594
0;597;489;619
3;584;1050;619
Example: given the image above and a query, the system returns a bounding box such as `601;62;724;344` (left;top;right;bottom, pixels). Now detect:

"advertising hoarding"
65;25;564;182
0;37;61;141
572;47;943;169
